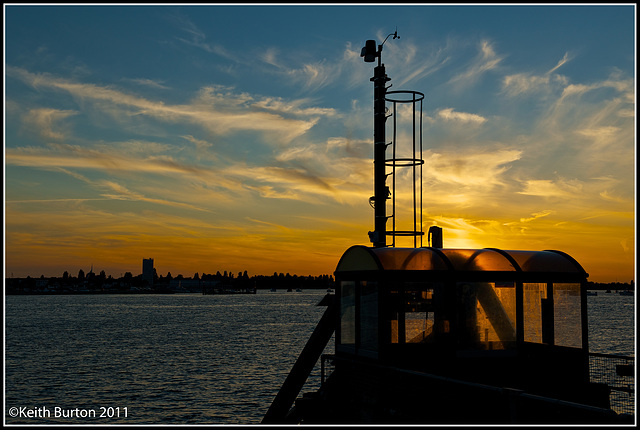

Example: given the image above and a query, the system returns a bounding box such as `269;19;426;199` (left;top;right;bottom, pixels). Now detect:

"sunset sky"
4;4;636;283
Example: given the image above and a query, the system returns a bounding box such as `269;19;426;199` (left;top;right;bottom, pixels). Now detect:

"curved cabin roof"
335;246;588;283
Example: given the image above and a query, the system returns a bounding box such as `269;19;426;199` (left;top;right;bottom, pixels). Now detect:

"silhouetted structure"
142;258;154;287
4;271;336;295
263;34;634;425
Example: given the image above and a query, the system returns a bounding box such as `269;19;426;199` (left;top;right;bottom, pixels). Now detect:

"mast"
362;32;398;248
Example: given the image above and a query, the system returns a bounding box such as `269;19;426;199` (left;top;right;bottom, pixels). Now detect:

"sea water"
4;290;635;424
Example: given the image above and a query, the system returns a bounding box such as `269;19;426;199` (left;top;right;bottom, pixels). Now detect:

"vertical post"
428;226;443;248
362;33;398;248
412;93;417;247
541;282;554;345
371;61;390;248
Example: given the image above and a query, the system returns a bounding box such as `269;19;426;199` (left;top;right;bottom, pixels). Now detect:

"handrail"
588;352;635;416
262;295;337;423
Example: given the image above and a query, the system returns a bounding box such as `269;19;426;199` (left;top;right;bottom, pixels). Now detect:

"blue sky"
4;4;636;282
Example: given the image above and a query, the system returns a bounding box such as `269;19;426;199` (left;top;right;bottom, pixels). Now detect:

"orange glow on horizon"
5;203;633;284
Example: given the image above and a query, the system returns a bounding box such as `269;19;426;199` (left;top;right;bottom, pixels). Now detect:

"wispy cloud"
6;66;323;144
6;143;202;176
251;96;338;117
548;51;572;74
599;190;630;204
365;36;455;88
502;53;572;97
517;179;582;199
172;14;240;62
98;180;211;212
502;73;566;97
123;77;171;90
530;71;635;178
5;128;372;210
448;40;503;88
287;61;339;92
424;148;522;189
261;47;282;68
519;210;554;223
172;14;343;94
22;108;78;140
437;107;487;124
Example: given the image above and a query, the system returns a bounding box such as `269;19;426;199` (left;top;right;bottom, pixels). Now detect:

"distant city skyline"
4;5;636;283
6;258;333;280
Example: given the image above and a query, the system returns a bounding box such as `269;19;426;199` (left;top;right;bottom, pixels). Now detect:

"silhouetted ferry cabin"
335;246;588;377
322;245;610;422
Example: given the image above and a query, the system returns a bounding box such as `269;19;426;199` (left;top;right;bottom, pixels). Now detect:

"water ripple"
6;291;632;424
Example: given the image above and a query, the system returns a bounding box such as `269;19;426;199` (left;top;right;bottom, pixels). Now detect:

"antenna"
382;28;400;47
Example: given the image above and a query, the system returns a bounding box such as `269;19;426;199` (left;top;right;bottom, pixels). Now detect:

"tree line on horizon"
6;268;336;290
6;269;633;290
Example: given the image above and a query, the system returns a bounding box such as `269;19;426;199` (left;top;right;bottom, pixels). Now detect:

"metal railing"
589;352;635;416
320;354;336;387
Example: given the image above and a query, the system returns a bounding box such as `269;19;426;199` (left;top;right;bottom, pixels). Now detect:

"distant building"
142;258;154;286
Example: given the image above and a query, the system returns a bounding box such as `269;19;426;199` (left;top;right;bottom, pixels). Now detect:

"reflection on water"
5;291;330;424
588;293;635;356
4;291;633;424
